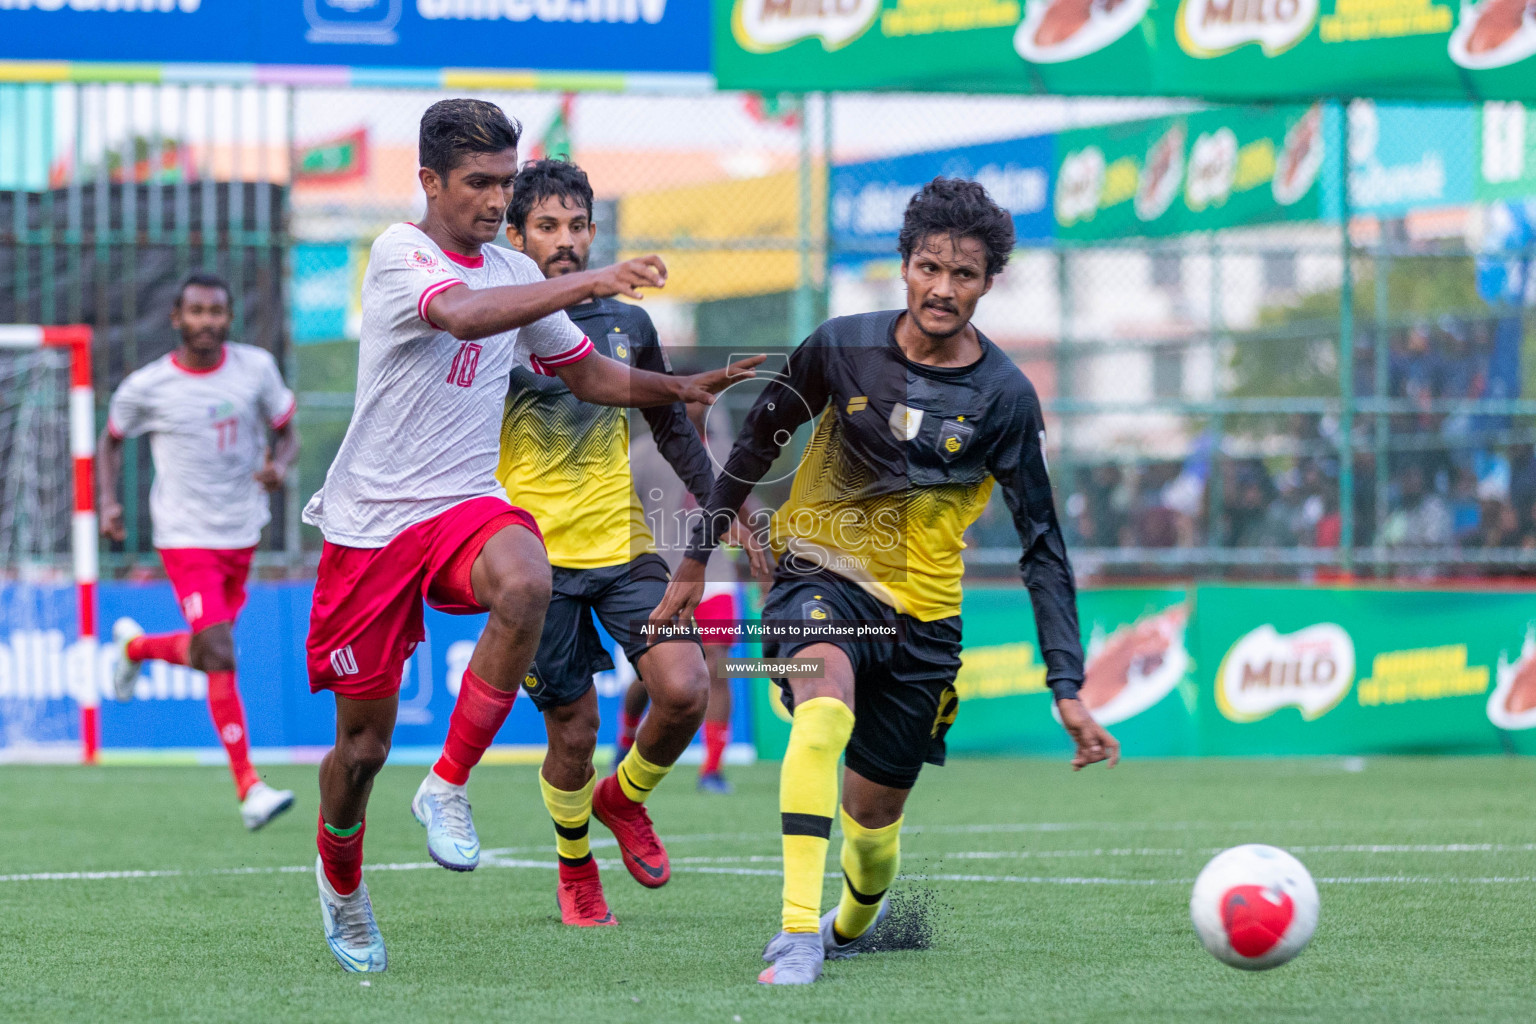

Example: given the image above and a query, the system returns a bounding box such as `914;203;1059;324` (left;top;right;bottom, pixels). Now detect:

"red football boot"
592;774;671;888
557;858;617;927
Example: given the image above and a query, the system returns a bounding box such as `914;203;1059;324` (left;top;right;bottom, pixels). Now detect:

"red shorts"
306;497;542;701
158;546;256;633
695;587;741;646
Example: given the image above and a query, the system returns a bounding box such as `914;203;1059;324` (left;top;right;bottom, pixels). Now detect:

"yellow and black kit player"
500;293;713;712
668;176;1120;984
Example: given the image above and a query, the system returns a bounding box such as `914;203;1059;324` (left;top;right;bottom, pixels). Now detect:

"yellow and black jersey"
688;309;1084;696
498;297;712;570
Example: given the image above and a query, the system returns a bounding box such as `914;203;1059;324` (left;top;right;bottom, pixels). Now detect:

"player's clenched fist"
590;255;667;299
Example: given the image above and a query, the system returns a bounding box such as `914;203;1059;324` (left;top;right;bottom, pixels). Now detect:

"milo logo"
732;0;879;52
1176;0;1319;57
1217;623;1355;722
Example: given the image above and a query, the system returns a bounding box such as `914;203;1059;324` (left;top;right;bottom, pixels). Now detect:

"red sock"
126;632;191;665
317;814;365;895
433;668;518;786
701;720;729;776
206;670;260;801
618;710;642;756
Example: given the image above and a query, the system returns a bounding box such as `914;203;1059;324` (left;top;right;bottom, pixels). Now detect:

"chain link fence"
2;82;1532;582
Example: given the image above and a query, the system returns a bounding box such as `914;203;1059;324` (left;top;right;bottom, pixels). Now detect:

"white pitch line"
10;852;1536;887
941;843;1536;861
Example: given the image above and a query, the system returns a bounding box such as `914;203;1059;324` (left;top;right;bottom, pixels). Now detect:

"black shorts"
522;553;694;712
761;561;962;790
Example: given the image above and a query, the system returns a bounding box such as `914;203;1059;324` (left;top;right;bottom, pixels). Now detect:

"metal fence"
2;82;1532;583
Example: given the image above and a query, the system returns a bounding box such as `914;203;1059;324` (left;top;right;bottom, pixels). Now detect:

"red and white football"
1190;844;1318;970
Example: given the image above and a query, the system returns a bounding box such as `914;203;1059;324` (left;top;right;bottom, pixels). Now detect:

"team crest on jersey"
406;248;442;272
610;333;631;363
889;402;924;442
801;597;833;624
936;418;975;462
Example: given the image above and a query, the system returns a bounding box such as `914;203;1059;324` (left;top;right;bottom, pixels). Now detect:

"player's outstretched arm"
425;255;669;341
555;353;764;409
95;427;126;543
989;385;1118;769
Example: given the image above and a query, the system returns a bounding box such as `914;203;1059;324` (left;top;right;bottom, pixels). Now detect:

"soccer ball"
1189;844;1318;970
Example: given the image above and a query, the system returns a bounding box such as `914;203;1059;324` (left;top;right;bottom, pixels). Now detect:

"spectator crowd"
967;315;1535;580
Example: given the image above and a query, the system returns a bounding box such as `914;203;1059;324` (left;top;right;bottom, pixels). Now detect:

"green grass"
2;757;1534;1023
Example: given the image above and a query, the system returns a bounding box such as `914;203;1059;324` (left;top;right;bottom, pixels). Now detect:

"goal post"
0;325;98;764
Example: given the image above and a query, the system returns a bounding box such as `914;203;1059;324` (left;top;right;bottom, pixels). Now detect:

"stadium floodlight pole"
0;325;99;764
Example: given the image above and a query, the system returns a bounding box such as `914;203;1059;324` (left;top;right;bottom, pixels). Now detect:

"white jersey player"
305;98;761;974
97;272;300;831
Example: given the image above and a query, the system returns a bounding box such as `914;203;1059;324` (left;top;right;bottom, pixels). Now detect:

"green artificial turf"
1;757;1534;1023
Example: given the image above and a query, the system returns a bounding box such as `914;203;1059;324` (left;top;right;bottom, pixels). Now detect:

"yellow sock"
833;808;901;943
779;696;855;933
539;772;595;866
616;745;671;804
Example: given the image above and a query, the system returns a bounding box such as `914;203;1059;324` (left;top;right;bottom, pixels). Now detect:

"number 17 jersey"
107;342;295;550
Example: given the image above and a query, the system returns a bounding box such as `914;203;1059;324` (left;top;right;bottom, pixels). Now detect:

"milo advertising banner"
752;582;1536;759
715;0;1536;102
1193;584;1536;755
751;586;1193;759
1054;104;1327;240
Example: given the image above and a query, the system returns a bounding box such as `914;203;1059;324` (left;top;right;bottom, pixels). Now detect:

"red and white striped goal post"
0;325;99;764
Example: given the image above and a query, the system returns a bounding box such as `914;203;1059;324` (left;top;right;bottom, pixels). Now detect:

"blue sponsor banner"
1321;102;1478;219
830;133;1055;266
0;1;707;75
0;581;752;761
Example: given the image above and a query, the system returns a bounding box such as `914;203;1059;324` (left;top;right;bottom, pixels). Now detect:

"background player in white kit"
98;272;300;831
303;99;759;973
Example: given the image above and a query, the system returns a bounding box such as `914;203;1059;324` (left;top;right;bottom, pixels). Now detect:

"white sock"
423;769;467;795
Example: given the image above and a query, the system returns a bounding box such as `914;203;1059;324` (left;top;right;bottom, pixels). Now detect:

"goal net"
0;327;97;763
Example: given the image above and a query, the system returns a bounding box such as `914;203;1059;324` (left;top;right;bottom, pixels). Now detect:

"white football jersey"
107;342;295;550
304;223;591;548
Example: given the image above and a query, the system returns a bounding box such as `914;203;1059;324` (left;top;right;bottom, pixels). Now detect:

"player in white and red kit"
304;99;759;973
98;272;300;831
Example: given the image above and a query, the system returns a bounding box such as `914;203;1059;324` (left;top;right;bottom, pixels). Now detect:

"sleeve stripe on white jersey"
417;278;464;329
106;418;125;440
270;396;297;430
537;336;593;368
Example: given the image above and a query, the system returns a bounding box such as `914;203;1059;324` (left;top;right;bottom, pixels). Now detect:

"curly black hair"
507;158;595;234
418;98;522;177
897;177;1014;278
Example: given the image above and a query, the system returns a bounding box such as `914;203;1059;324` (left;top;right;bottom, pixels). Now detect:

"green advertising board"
750;583;1536;760
1476;102;1536;201
1053;104;1328;240
716;0;1536;101
750;585;1193;760
1191;584;1536;756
